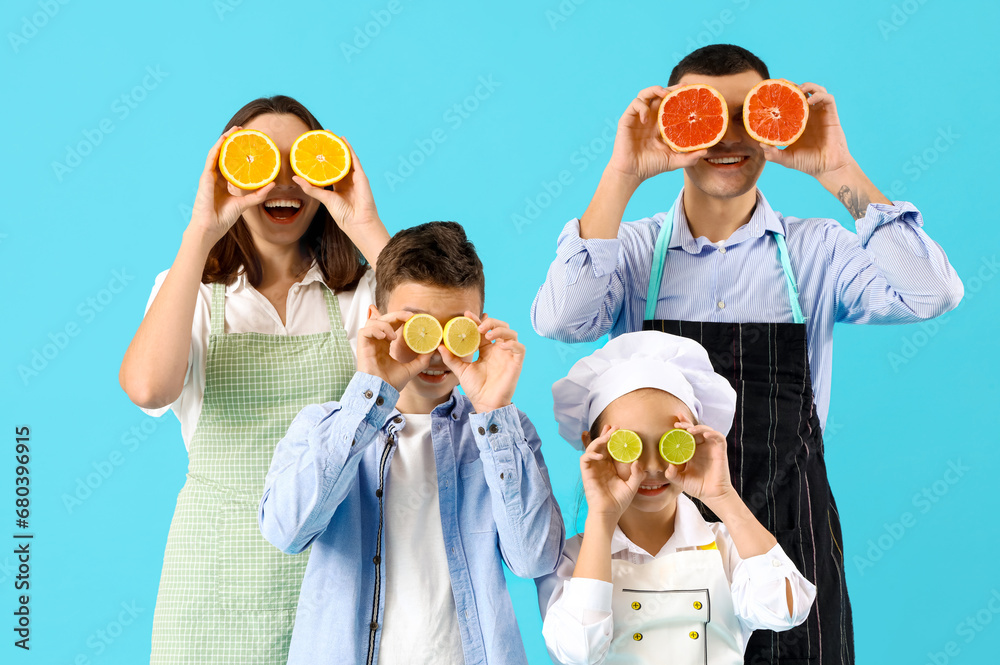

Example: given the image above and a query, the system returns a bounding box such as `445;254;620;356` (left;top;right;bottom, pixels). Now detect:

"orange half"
657;84;729;152
743;79;809;147
290;130;352;186
218;129;280;190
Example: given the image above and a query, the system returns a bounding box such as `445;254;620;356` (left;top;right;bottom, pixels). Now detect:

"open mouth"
262;198;303;225
704;155;749;169
418;368;452;384
637;482;669;497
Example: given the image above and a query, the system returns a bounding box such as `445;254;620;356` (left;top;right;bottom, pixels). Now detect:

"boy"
259;221;564;665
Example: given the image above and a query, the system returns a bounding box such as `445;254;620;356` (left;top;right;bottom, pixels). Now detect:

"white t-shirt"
378;413;465;665
139;264;375;450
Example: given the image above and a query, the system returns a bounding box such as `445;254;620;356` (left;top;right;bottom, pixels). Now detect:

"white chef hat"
552;331;736;449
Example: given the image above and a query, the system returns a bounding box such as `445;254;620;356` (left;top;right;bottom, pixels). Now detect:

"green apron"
150;280;355;664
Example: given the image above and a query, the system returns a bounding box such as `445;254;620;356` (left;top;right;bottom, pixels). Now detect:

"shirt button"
500;473;505;480
719;246;727;254
477;427;486;435
488;424;499;434
364;390;373;399
373;555;381;564
772;559;782;567
452;413;459;420
370;621;379;631
689;631;699;639
717;300;725;309
393;416;402;424
376;396;384;406
375;489;383;498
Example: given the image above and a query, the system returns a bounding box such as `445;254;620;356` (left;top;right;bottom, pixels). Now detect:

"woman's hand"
187;127;275;250
664;419;736;508
580;425;644;524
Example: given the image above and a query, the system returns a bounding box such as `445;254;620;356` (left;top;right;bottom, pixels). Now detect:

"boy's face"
382;282;484;409
677;69;767;201
598;388;696;514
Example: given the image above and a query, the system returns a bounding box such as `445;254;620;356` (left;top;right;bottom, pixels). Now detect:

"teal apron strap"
772;232;805;324
210;282;226;335
644;204;676;321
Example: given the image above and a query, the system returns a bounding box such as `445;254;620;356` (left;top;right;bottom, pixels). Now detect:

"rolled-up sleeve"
258;372;398;555
531;218;627;343
469;405;565;578
730;543;816;631
831;201;963;324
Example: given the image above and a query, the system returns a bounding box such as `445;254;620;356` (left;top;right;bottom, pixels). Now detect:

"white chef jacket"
139;264;375;450
537;494;816;665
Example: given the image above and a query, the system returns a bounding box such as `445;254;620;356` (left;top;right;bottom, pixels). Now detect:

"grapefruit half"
657;84;729;152
743;79;809;147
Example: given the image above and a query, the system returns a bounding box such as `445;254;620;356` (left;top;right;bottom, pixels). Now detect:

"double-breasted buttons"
689;631;699;639
632;633;642;641
693;601;702;610
631;601;641;610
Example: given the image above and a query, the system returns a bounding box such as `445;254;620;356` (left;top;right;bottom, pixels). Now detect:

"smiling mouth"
705;156;749;167
418;368;451;384
637;482;669;496
262;198;303;224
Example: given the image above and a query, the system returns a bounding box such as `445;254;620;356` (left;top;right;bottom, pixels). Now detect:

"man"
531;44;962;665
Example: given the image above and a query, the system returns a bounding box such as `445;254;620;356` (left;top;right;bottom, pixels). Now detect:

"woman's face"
235;112;323;250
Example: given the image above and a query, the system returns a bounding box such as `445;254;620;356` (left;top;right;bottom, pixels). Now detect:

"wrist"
701;488;746;520
602;163;644;195
180;228;216;260
584;513;619;539
815;157;862;193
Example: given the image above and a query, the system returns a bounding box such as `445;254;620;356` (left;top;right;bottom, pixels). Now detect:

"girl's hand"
187;127;275;249
292;137;381;230
664;419;735;508
607;85;708;183
580;425;644;523
438;313;524;414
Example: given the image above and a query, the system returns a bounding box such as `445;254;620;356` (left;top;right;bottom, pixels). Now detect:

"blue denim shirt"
259;371;565;665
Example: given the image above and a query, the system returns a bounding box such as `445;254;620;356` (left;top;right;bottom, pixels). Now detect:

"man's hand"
438;312;524;413
357;308;432;392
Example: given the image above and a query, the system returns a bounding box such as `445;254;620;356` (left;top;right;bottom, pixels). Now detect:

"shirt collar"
668;189;786;254
610;494;718;558
227;259;325;294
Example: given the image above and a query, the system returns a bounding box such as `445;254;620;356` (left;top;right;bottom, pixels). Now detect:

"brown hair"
201;95;367;292
374;222;485;311
668;44;769;86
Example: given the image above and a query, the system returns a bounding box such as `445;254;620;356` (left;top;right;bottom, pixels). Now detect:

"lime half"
659;428;696;465
607;429;643;464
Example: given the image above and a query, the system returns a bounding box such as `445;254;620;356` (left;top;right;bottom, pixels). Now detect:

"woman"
119;95;390;664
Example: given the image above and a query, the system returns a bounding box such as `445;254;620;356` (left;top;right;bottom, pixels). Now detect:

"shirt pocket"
216;501;309;611
459;458;497;535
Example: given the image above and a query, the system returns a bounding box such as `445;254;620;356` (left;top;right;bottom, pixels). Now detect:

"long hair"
201;95;367;292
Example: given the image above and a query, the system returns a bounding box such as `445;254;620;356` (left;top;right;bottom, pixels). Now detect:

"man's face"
677;70;767;200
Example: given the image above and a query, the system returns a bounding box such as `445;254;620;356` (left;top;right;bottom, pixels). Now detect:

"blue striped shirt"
531;189;964;429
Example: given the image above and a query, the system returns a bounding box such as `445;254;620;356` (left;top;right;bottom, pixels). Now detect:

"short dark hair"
668;44;769;86
374;221;485;311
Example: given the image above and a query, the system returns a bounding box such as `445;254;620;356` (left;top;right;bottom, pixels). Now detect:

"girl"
119;95;390;664
539;331;816;665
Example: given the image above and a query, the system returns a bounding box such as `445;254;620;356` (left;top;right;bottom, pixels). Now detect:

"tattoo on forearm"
837;185;870;220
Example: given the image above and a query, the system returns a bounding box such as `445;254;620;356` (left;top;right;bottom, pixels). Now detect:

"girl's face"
236;113;322;249
600;388;695;514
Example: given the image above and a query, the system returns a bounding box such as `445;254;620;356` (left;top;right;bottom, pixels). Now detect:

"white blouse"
536;494;817;665
139;264;375;450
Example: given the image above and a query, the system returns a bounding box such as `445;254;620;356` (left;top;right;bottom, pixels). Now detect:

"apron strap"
319;282;346;331
210;282;226;336
644;201;805;324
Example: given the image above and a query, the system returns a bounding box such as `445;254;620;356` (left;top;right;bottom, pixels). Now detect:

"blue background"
4;0;998;663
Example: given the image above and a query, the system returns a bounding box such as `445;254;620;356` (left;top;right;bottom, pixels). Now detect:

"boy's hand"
663;419;737;509
580;425;644;524
439;312;524;413
357;308;432;392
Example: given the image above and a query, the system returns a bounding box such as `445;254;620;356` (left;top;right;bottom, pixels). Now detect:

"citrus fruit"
290;130;352;186
402;313;443;354
659;428;696;465
657;84;729;152
218;129;281;190
743;79;809;147
442;316;481;357
607;429;643;464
